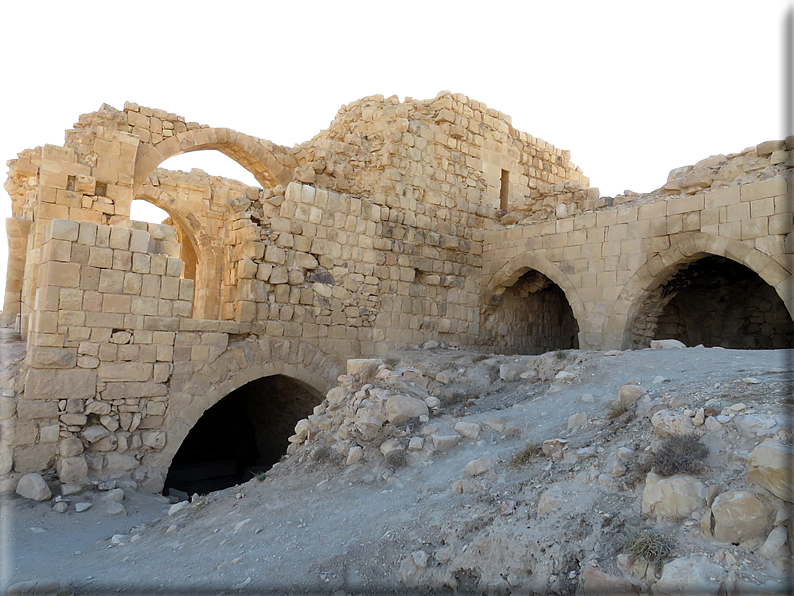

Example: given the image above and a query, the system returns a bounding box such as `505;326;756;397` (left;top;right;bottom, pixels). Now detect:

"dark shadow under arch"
163;374;323;496
480;269;580;355
627;255;794;349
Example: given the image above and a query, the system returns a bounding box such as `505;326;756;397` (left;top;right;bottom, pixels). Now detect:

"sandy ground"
2;345;791;595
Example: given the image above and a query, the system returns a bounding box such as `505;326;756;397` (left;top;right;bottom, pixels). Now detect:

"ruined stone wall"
483;139;794;351
2;93;792;493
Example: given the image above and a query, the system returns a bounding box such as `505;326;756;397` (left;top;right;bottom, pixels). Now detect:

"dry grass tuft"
652;434;709;477
510;442;541;467
624;529;675;570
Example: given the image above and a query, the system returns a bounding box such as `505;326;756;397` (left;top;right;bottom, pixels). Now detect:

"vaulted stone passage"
629;256;794;349
163;375;322;496
481;270;580;354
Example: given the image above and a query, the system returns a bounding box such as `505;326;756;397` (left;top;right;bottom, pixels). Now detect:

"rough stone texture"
747;440;794;502
651;556;726;595
709;490;776;544
642;472;705;521
385;395;429;424
651;409;695;437
15;473;51;501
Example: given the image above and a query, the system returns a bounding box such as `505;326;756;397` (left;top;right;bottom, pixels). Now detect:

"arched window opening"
129;198;197;284
481;270;579;355
163;375;322;497
629;256;793;349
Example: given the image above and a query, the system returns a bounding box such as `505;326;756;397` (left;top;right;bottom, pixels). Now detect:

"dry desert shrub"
652;434;709;477
624;529;675;571
510;442;541;468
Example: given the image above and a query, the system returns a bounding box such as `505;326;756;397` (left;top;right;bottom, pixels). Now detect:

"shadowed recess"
163;375;322;496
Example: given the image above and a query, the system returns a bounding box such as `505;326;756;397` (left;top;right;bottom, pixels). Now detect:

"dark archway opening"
629;255;794;349
481;270;580;355
164;375;322;496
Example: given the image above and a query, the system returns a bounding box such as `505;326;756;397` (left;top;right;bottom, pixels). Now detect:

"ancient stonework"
2;91;792;491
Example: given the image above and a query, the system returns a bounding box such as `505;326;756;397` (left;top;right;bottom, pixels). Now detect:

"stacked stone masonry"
2;91;792;491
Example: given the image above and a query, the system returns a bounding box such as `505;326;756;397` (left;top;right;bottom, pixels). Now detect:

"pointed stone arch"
132;128;296;195
484;252;587;349
610;232;793;349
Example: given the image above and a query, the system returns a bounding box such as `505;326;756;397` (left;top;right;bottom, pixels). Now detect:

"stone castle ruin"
2;91;792;495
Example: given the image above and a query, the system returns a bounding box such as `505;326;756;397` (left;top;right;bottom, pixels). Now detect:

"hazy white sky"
0;1;790;306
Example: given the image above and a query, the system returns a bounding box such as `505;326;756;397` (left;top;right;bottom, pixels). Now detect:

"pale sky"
0;1;790;309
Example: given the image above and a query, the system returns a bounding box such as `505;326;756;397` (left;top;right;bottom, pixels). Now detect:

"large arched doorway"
163;375;323;496
481;270;580;354
627;255;794;349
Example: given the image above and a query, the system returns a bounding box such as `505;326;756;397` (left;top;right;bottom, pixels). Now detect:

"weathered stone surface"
431;434;460;451
15;473;51;501
453;421;480;440
379;438;403;458
617;385;644;407
346;359;383;377
567;412;587;429
747;440;794;502
57;456;88;485
582;567;639;595
652;556;725;595
650;339;686;349
734;414;780;439
651;409;695;437
709;491;775;544
25;369;97;399
82;425;109;443
499;362;526;382
464;455;496;477
537;490;563;515
385;395;428;424
642;472;705;520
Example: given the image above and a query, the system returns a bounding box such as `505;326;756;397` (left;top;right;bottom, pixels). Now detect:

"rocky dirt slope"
5;343;793;595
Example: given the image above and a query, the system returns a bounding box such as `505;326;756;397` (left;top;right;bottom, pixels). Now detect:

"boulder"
453;421;480;440
734;414;780;440
15;473;51;502
346;446;363;465
759;525;789;560
464;455;496;477
379;438;403;458
567;412;587;429
618;385;644;407
710;491;775;544
651;410;695;437
499;362;526;382
57;456;88;485
747;440;794;502
385;395;428;424
650;339;686;349
642;472;705;521
582;567;640;595
431;434;460;451
346;358;383;377
652;556;726;595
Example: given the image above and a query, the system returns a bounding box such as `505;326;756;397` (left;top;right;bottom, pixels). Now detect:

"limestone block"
0;398;16;420
748;440;794;502
652;557;725;596
385;395;429;424
25;369;97;399
651;409;695;437
16;400;58;420
46;219;80;242
59;437;84;457
97;362;152;382
465;455;496;477
641;472;705;520
709;490;775;544
105;452;137;471
537;490;564;515
347;359;383;377
82;425;110;443
379;438;403;458
57;456;88;485
142;431;166;449
617;385;644;407
16;473;51;501
431;434;460;451
454;421;481;440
